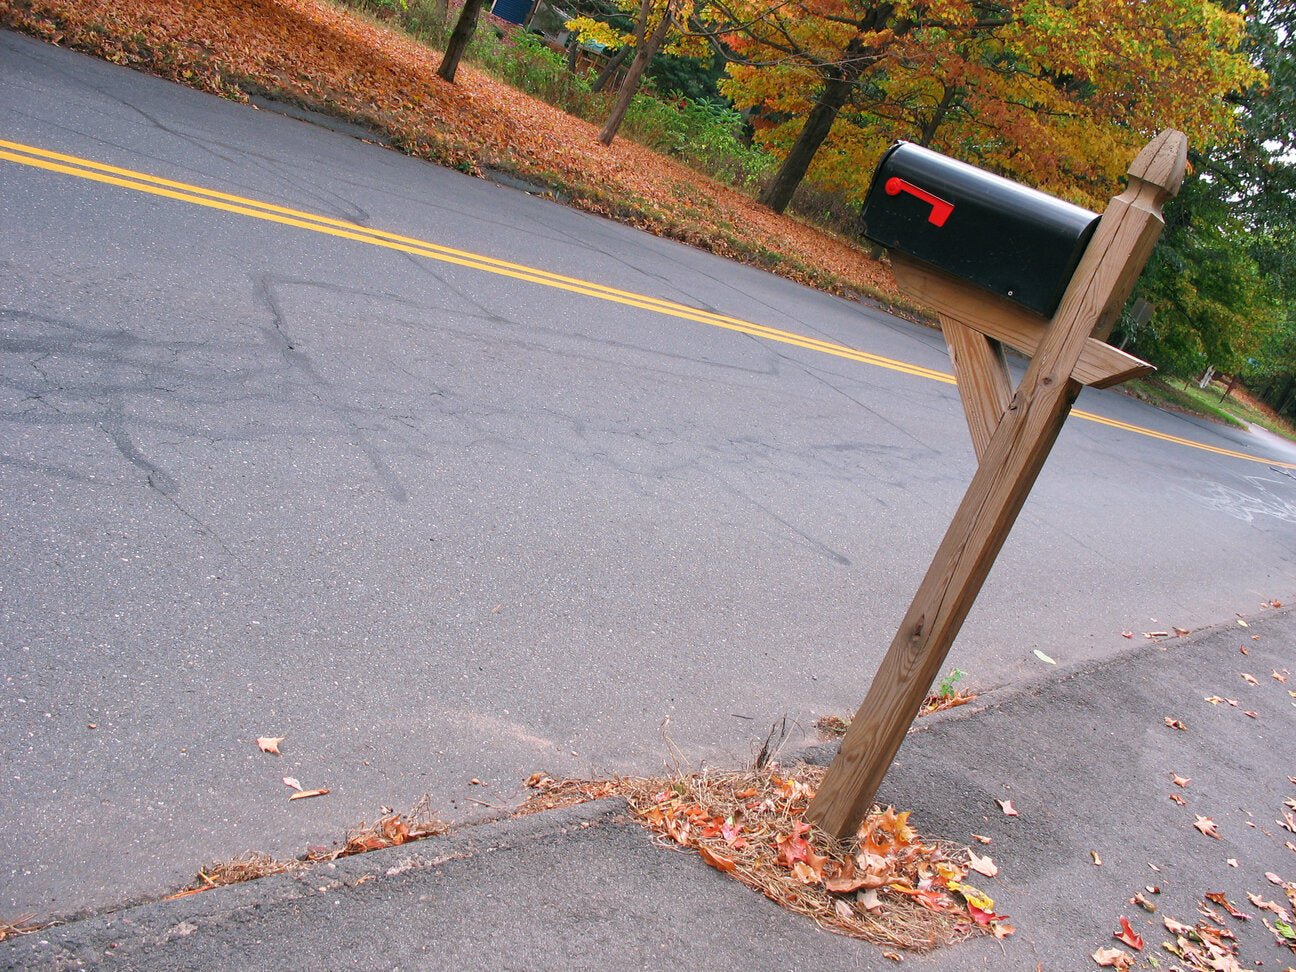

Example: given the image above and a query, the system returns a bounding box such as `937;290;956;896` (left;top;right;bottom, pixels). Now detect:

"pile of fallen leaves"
526;765;1012;950
0;0;900;305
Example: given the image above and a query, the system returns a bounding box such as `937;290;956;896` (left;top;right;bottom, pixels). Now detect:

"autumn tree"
568;0;720;143
717;0;1259;213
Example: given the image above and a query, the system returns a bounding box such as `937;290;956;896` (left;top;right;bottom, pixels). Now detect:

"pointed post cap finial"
1127;130;1189;201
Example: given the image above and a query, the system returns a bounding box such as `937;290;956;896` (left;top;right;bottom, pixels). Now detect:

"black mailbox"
861;142;1101;317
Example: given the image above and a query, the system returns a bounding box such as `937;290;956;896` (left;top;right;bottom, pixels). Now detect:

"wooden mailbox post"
806;130;1188;838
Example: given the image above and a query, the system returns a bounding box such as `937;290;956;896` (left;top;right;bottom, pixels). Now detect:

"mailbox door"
861;143;1100;317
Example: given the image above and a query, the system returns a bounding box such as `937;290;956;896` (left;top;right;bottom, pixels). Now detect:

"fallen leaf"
791;860;819;884
968;850;998;877
858;888;882;912
1164;717;1188;731
1267;872;1288;887
470;778;483;785
256;736;285;755
1248;892;1291;919
1172;774;1191;787
1113;915;1144;949
1145;631;1170;639
1092;946;1134;969
971;833;992;844
698;846;736;873
283;776;303;791
1173;626;1190;637
1240;645;1250;654
1205;891;1248;920
833;898;853;920
1242;673;1259;685
1237;617;1249;627
1164;916;1195;935
1131;892;1156;913
288;787;329;801
1205;695;1225;704
1244;710;1259;719
1228;858;1238;867
992;920;1015;939
1033;649;1056;665
882;952;901;962
1195;815;1220;839
1091;850;1103;866
1170;793;1187;806
1121;631;1134;639
1274;670;1289;684
996;798;1018;817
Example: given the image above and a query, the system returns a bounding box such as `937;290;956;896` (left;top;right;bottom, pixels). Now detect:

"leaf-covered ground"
0;0;900;304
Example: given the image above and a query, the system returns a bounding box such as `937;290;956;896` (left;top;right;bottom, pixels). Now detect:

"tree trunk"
591;46;631;92
437;0;487;83
565;33;581;72
597;8;673;145
757;64;857;213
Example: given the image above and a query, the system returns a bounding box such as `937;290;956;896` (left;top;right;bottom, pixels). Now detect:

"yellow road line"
2;138;1293;471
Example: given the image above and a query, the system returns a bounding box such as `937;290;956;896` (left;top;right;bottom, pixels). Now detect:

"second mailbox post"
806;133;1186;839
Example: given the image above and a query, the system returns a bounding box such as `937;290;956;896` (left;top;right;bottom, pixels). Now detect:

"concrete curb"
3;798;630;966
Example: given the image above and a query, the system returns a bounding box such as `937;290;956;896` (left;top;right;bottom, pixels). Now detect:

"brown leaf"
1241;672;1259;685
1172;773;1191;787
833;898;853;920
1113;915;1143;950
1092;946;1133;969
698;846;736;873
1170;793;1187;806
1273;670;1289;683
1243;710;1258;719
1173;626;1190;637
1247;892;1290;919
1205;695;1226;704
1164;916;1194;935
1205;891;1248;920
1091;850;1103;865
1194;815;1220;839
995;798;1018;817
882;952;901;962
525;772;553;788
968;850;998;877
970;833;992;845
256;736;284;755
1164;717;1188;731
992;920;1015;939
1265;872;1288;887
288;787;329;801
282;776;303;791
1131;892;1156;913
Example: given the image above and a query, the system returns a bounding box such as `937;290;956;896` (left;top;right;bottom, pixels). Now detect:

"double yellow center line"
2;138;1292;471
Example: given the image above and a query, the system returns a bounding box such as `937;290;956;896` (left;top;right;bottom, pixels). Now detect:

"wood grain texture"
890;256;1154;388
807;131;1188;838
939;316;1012;461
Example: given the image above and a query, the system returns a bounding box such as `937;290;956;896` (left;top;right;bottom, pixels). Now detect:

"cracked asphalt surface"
2;29;1294;918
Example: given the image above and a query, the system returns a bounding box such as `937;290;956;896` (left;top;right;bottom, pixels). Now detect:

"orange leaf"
995;798;1018;816
256;736;284;755
1092;946;1133;969
288;787;330;801
1193;815;1220;839
698;846;736;873
1171;774;1191;787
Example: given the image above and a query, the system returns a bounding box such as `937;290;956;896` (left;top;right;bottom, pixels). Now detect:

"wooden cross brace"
806;131;1187;838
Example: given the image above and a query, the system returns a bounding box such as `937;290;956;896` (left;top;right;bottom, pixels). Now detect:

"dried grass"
520;764;1010;951
817;690;978;738
0;913;46;943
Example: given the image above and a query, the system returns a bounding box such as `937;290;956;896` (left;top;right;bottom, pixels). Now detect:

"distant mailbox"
861;142;1101;317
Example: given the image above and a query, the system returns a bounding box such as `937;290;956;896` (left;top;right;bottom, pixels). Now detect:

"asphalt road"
2;30;1294;918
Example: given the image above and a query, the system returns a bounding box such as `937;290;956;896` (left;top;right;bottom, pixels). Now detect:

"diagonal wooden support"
891;256;1155;389
939;315;1013;461
806;131;1188;838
